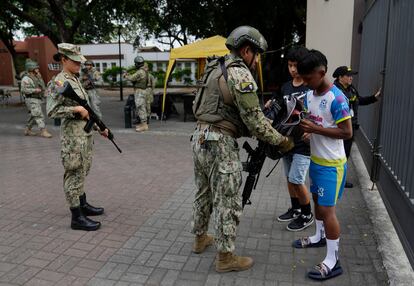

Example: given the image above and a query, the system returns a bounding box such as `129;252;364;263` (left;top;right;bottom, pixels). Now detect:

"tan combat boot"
192;233;214;254
39;128;52;138
215;251;253;273
135;123;149;132
24;128;36;136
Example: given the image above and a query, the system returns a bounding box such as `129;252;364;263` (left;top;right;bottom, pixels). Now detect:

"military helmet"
134;56;145;67
226;26;268;53
84;60;94;66
25;60;39;72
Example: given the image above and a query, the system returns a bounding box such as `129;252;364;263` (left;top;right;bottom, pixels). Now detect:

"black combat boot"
79;193;104;216
70;207;101;231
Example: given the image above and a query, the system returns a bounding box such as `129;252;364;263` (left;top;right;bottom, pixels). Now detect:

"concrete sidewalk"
0;93;390;285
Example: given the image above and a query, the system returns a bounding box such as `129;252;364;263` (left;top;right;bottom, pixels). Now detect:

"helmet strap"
236;45;257;71
248;56;255;71
247;46;259;71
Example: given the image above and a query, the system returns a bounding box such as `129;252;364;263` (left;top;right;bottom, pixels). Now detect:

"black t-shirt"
279;81;310;156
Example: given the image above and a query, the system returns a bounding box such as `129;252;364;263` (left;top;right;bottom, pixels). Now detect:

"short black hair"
297;49;328;75
53;53;69;62
286;46;309;62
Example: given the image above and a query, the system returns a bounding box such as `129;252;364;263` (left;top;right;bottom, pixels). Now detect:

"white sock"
323;238;339;269
309;219;325;243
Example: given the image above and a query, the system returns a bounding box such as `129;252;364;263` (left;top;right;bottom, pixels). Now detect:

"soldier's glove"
278;136;294;153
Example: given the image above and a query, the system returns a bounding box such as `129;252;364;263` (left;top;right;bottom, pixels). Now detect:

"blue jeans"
282;153;310;185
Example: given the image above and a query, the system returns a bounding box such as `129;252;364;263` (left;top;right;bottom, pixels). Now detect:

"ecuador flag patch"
240;82;254;92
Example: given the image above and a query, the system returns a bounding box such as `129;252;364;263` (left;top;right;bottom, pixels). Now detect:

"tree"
0;9;22;77
1;0;152;46
134;0;305;50
137;0;306;88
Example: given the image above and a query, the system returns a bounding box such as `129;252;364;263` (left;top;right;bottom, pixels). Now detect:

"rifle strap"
265;159;281;178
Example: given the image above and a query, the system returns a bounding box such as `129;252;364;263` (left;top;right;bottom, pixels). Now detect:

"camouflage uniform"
47;71;93;208
191;54;287;252
80;67;103;119
125;67;148;123
21;73;46;129
145;73;156;116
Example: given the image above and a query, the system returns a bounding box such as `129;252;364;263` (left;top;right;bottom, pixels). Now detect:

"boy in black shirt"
265;47;313;231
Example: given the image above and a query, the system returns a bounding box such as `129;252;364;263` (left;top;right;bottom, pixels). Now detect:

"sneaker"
292;236;326;248
287;213;314;232
308;260;343;280
277;208;301;222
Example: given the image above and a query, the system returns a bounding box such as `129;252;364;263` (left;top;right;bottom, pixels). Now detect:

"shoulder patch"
55;80;64;87
21;77;31;83
240;82;254;93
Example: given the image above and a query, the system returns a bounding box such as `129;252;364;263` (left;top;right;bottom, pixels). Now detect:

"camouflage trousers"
25;97;46;129
87;89;102;119
134;89;147;123
191;129;243;253
145;89;154;117
61;135;93;208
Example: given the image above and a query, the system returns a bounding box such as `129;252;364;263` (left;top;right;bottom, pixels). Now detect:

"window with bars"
48;63;61;71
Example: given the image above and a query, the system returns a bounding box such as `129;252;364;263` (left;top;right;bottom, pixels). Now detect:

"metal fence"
356;0;414;267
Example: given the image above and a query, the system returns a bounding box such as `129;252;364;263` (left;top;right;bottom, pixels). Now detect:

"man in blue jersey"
292;50;352;281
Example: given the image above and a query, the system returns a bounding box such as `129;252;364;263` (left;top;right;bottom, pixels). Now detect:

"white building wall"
138;51;197;84
137;51;170;63
79;43;135;72
306;0;355;81
79;43;197;85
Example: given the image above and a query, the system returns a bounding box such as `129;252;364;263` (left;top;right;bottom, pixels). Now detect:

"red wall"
0;42;15;86
0;37;59;86
25;37;59;84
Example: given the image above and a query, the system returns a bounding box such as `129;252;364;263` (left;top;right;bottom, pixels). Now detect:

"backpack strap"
218;57;228;82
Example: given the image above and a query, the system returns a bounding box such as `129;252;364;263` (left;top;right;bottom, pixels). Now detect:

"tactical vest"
192;56;247;138
135;68;148;89
25;74;44;98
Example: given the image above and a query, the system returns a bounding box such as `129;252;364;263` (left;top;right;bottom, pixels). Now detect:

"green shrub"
171;68;191;83
102;66;125;86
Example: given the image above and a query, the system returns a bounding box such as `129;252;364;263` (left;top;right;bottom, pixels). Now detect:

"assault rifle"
241;97;288;209
241;140;267;208
58;81;122;153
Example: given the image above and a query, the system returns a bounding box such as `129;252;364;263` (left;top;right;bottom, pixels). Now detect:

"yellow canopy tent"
161;35;264;115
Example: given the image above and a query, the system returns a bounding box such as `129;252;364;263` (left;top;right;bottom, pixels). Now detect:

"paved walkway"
0;92;388;285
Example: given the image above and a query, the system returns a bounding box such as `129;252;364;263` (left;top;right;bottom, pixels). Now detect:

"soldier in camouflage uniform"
191;26;294;272
80;60;103;119
21;60;52;138
144;63;156;122
47;43;108;231
124;56;149;132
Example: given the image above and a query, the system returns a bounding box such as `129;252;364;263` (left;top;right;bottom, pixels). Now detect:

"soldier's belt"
196;122;236;138
25;93;43;99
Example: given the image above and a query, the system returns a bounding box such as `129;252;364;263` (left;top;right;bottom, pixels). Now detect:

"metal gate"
357;0;414;267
